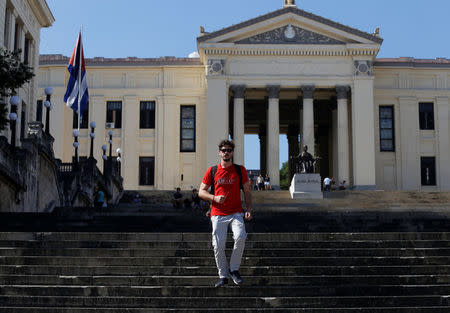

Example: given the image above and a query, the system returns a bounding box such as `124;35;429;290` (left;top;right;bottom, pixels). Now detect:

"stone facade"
37;4;450;192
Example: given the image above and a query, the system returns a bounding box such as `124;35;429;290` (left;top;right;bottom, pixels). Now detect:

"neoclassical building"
38;1;450;191
1;0;54;145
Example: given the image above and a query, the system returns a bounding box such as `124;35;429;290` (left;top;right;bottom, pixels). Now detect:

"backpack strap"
210;165;218;195
234;164;244;191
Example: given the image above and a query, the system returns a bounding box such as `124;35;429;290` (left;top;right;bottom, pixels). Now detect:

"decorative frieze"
207;59;225;76
237;24;344;45
354;60;373;76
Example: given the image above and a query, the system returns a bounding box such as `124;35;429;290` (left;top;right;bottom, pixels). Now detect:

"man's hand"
245;211;252;221
214;195;226;203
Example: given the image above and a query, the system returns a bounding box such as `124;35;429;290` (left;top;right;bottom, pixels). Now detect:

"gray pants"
211;212;247;278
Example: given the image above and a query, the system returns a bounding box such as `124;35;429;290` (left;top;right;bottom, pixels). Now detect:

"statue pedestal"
289;173;323;199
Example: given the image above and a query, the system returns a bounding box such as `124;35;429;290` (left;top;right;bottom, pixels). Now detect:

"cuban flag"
64;32;89;120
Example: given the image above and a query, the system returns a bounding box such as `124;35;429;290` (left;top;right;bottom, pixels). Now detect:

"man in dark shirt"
172;187;184;208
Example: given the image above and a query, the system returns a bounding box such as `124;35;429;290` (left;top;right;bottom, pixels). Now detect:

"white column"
302;85;315;156
206;77;228;167
352;76;376;189
231;85;245;165
267;85;280;189
122;96;139;190
436;97;450;190
336;85;350;187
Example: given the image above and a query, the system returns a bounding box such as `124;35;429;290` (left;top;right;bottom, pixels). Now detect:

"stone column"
267;85;280;189
287;124;299;182
231;85;245;165
206;77;228;167
336;85;350;187
302;85;315;156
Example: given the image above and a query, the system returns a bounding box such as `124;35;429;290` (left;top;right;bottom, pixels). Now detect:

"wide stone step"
3;274;450;286
1;295;449;308
2;247;449;257
2;285;450;297
1;232;450;241
1;256;448;266
4;240;450;249
2;307;450;313
2;265;450;276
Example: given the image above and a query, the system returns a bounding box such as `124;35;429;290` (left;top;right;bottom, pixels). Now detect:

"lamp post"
9;96;20;148
89;121;96;158
73;129;80;166
101;144;107;171
108;130;113;159
44;87;53;135
116;147;122;174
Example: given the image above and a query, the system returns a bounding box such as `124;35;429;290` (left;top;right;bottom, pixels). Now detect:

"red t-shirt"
202;163;249;216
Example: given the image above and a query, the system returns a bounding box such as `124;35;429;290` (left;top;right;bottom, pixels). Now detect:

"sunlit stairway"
1;232;450;312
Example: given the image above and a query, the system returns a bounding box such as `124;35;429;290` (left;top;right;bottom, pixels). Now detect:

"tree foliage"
279;161;290;190
0;48;34;130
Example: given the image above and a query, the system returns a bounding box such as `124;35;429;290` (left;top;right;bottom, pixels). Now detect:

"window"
180;105;195;152
4;8;10;48
379;106;395;152
23;36;30;64
36;100;43;122
140;101;155;129
13;22;19;51
139;157;155;186
421;157;436;186
73;102;89;129
106;101;122;128
419;102;434;130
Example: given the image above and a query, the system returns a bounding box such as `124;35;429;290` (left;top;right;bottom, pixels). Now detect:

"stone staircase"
1;232;450;312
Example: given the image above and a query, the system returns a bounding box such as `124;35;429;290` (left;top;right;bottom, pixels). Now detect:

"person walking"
199;139;252;287
95;188;105;209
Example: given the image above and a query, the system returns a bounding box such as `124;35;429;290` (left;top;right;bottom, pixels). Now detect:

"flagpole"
77;28;82;133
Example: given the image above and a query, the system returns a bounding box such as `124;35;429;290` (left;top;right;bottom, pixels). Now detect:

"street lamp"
108;130;113;158
116;147;122;174
73;129;80;165
44;87;53;135
9;96;19;148
101;144;107;161
89;121;96;158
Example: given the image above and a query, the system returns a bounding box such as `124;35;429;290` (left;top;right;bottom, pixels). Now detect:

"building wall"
0;0;53;145
374;64;450;191
38;61;206;190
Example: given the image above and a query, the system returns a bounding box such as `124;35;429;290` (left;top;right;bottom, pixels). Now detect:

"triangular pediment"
236;24;345;45
198;7;382;46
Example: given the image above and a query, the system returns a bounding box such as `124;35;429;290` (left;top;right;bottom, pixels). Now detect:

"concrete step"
3;239;450;249
2;232;450;241
2;247;449;257
1;295;449;308
2;307;450;313
2;274;450;286
2;285;450;297
2;265;450;276
1;256;449;266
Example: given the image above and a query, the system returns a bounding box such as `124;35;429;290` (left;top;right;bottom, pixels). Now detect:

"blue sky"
40;0;450;170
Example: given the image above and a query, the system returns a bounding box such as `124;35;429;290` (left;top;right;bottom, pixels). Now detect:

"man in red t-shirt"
199;139;252;287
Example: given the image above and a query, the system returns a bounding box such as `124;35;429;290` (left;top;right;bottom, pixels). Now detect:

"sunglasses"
220;148;233;153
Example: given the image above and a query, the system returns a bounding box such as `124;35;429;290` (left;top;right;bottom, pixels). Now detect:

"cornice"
27;0;55;27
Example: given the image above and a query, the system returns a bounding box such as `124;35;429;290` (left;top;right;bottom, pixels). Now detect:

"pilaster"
436;96;450;190
336;85;350;187
122;96;139;190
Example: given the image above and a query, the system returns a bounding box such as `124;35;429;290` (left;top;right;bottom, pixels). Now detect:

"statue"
291;145;319;174
284;0;296;7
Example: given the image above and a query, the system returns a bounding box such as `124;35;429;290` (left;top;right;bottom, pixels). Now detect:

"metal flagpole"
77;28;82;133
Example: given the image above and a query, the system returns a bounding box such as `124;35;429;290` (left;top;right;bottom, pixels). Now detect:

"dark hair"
218;139;235;150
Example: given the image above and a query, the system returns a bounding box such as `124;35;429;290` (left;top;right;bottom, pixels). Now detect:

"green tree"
0;48;34;131
279;161;290;190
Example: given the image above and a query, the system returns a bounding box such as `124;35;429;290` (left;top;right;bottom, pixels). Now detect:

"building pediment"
198;6;382;55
